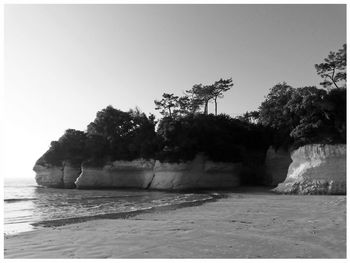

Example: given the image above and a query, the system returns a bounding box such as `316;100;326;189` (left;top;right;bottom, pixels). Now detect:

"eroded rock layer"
63;163;81;188
34;164;64;188
34;162;81;188
75;159;155;189
273;144;346;194
149;155;241;190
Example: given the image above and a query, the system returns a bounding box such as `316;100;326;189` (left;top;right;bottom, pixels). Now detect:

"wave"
82;195;141;200
31;193;224;228
4;198;38;203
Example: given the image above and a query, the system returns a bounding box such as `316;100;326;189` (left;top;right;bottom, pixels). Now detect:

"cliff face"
34;144;346;193
149;154;241;190
273;144;346;194
75;159;155;189
63;163;82;188
264;146;292;186
34;162;81;189
35;155;241;190
34;164;64;188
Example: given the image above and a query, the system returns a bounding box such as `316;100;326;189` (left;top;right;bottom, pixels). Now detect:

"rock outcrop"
149;154;241;190
34;144;345;193
34;164;64;188
75;159;155;189
273;144;346;194
34;156;241;190
62;163;82;188
34;162;81;188
264;146;292;186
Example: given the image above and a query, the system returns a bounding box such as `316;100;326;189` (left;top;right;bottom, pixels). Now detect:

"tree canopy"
212;78;233;115
155;78;232;117
156;114;271;163
154;93;179;118
258;83;346;149
315;44;346;89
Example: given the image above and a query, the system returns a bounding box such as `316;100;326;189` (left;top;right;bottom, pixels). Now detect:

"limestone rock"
273;144;346;194
34;164;64;188
149;154;241;190
63;163;81;188
34;161;81;188
75;159;155;189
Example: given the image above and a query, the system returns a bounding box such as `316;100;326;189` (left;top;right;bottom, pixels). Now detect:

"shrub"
156;114;271;163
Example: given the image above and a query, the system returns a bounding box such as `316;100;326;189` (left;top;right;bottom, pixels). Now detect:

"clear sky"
4;4;346;179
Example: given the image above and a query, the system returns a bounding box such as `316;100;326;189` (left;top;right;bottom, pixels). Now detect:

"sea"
4;178;217;236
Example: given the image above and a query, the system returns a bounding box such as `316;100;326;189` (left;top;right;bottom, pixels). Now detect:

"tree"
84;134;109;164
36;129;87;166
156;113;271;163
174;96;192;116
183;89;203;114
212;78;233;115
286;86;328;146
87;106;158;161
186;84;215;114
258;82;295;131
315;44;346;89
87;106;135;140
258;82;346;148
154;93;179;117
58;129;87;163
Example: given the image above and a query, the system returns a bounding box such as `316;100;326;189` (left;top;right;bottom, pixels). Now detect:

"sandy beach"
4;189;346;258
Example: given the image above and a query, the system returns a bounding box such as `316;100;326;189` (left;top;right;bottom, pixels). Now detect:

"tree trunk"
168;107;172;117
204;101;208;114
214;98;217;115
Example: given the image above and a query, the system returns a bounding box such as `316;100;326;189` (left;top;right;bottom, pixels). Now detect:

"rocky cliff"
75;159;155;189
264;146;292;186
34;161;81;188
149;154;241;190
35;155;241;190
273;144;346;194
34;144;346;193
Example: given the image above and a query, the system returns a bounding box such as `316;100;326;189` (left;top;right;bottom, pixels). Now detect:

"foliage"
186;84;215;114
154;93;179;118
154;78;232;118
315;44;346;89
156;114;271;163
258;83;346;148
291;87;346;146
37;129;87;166
87;106;159;161
38;106;159;166
212;78;233;115
84;134;109;165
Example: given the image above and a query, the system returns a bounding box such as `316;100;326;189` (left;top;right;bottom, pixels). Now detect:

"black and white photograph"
2;2;347;259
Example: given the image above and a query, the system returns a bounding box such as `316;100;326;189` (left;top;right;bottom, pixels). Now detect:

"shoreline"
4;188;346;258
31;191;226;228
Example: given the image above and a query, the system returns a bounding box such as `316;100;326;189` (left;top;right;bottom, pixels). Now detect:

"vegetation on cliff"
242;44;346;150
36;107;160;167
257;83;346;149
156;114;270;163
36;44;346;167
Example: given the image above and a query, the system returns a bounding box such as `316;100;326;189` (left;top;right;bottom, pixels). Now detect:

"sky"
3;4;346;179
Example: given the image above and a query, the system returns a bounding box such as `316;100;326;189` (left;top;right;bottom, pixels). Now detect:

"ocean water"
4;178;215;236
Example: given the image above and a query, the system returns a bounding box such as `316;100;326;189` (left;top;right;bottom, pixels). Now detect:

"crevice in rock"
146;169;156;189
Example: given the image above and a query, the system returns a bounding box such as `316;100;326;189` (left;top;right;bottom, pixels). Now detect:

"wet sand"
4;188;346;258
